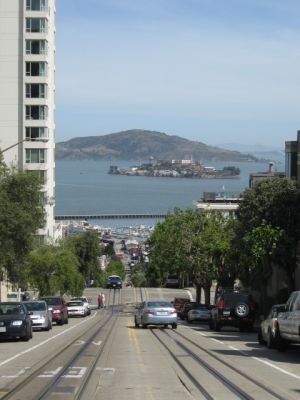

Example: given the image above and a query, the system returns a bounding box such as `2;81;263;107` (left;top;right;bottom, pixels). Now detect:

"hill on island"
56;129;258;162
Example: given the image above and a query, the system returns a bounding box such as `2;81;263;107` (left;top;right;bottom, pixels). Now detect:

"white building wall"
0;0;56;240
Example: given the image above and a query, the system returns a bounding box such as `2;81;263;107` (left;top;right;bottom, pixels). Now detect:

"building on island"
0;0;56;242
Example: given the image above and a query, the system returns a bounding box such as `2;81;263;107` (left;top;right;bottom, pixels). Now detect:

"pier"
55;213;168;221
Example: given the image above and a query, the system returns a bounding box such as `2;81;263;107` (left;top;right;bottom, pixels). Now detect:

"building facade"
0;0;56;241
285;130;300;184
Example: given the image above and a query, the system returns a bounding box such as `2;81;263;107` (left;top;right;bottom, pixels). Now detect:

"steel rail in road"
171;329;287;400
1;290;120;400
151;328;287;400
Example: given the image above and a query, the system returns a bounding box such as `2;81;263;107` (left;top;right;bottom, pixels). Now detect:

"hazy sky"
55;0;300;148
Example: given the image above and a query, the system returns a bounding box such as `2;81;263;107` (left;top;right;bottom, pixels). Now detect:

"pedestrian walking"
97;293;103;309
101;292;106;308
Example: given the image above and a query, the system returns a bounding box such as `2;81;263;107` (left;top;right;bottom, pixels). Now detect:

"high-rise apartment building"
0;0;56;241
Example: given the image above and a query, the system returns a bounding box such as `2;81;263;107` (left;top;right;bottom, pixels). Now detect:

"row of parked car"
0;296;91;342
173;290;257;331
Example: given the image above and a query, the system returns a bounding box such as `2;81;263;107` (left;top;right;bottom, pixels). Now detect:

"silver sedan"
134;300;177;329
23;300;52;331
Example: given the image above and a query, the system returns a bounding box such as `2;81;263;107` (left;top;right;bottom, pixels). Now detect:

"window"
25;149;46;164
26;105;48;120
26;84;47;98
26;40;47;55
26;18;47;33
26;127;48;140
26;0;48;12
26;62;47;77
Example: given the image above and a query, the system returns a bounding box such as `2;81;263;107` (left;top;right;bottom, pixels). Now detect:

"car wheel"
172;323;177;329
134;317;139;328
22;327;32;341
274;328;288;352
257;327;264;344
234;303;249;318
209;319;214;330
267;329;275;349
45;320;52;331
65;316;69;324
214;319;221;332
57;319;64;325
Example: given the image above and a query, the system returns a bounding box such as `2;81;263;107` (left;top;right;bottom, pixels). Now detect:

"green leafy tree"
28;245;84;296
236;178;300;292
0;168;45;286
148;208;234;304
65;231;101;286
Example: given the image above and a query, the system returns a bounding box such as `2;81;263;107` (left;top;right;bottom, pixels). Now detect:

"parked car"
106;275;122;289
187;304;212;324
0;302;32;341
70;297;91;315
40;296;68;325
179;302;195;320
164;276;179;288
210;291;257;332
134;300;177;329
257;304;286;348
67;301;87;317
23;300;52;331
275;291;300;351
173;297;190;312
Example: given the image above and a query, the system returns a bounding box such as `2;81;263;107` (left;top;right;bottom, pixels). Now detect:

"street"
0;287;300;400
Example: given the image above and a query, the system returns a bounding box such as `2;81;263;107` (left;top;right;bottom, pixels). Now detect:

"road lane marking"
2;367;30;379
74;340;85;346
252;357;300;381
39;367;63;378
62;366;87;379
211;338;224;345
0;312;97;367
92;341;102;346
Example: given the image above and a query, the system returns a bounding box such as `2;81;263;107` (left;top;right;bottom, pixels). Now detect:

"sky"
55;0;300;148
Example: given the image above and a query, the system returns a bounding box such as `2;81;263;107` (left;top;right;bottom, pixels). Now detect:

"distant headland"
56;129;259;162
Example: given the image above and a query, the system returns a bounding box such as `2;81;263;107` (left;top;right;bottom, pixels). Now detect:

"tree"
0;168;45;286
147;208;234;304
28;245;85;296
236;178;300;292
64;231;101;286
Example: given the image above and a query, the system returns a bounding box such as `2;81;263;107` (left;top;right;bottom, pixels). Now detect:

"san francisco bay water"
55;160;282;227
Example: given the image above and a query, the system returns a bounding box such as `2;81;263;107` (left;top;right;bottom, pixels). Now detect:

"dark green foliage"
65;231;101;286
28;245;84;296
0;168;45;285
235;178;300;292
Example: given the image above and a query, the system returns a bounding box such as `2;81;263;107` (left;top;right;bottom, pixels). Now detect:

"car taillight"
144;310;155;315
218;299;224;309
169;309;177;315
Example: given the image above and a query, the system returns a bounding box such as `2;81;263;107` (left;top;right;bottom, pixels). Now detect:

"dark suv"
40;296;68;325
210;291;256;332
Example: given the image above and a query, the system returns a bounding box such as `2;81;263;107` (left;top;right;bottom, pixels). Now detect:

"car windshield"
147;301;172;308
41;298;62;305
71;297;87;302
24;302;46;311
175;298;189;304
193;304;209;310
223;294;249;306
0;304;24;315
67;301;83;306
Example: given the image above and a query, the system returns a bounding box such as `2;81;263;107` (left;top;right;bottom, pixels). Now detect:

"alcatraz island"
108;158;240;179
